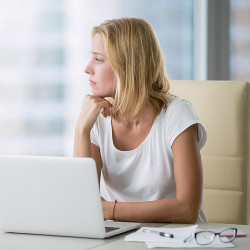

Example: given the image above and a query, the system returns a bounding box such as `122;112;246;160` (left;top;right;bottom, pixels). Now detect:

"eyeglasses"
184;228;237;245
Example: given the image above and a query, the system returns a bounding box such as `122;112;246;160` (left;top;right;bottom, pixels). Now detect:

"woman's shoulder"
156;96;198;127
160;96;206;148
161;96;194;117
167;96;192;108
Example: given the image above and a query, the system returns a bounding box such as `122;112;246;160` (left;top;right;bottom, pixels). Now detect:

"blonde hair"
92;18;171;121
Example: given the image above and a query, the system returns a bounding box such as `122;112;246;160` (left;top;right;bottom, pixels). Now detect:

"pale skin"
74;34;203;223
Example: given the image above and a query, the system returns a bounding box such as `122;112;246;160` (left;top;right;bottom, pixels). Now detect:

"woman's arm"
73;95;112;186
91;144;103;186
102;124;203;223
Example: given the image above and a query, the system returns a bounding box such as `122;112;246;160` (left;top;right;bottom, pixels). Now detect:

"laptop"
0;155;140;238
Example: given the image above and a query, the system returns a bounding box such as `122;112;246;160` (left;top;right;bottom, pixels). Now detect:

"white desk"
0;223;249;250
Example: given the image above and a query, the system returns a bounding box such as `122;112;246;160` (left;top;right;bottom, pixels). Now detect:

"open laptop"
0;155;140;238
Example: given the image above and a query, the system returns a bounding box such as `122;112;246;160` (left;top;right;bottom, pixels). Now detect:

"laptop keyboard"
105;226;120;233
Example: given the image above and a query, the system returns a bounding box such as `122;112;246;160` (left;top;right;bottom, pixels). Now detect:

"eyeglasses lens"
220;229;236;242
196;231;214;245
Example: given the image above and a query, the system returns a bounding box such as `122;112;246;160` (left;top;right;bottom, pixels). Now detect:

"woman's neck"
114;103;156;128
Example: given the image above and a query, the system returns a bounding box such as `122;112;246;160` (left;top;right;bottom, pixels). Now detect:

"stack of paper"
125;225;234;248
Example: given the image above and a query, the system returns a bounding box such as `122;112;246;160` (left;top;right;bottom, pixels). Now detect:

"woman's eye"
95;58;103;63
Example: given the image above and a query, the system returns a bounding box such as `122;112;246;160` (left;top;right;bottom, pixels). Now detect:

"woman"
74;18;207;223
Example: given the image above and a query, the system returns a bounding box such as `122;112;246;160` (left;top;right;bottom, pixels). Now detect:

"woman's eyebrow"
91;51;104;56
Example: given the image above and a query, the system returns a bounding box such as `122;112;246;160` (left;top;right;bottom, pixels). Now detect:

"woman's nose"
84;62;94;75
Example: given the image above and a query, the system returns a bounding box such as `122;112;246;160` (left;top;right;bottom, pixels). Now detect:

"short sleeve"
90;122;99;147
166;99;207;149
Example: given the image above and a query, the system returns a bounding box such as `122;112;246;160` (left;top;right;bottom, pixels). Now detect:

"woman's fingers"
76;95;113;132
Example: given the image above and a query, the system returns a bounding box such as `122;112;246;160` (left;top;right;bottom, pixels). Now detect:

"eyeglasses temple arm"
184;234;193;243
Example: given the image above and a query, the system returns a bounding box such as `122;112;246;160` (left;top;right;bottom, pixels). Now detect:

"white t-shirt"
90;97;207;222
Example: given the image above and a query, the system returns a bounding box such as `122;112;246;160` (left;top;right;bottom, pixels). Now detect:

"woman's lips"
89;80;96;86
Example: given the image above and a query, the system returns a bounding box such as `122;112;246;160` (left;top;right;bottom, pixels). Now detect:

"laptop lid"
0;155;110;238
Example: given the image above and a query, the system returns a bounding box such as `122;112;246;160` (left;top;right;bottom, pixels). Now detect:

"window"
0;0;65;155
230;0;250;80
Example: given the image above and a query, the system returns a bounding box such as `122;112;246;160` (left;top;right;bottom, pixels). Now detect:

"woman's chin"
92;93;106;97
91;91;113;98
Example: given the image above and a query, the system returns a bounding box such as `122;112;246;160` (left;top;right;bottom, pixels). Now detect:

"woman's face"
84;33;116;97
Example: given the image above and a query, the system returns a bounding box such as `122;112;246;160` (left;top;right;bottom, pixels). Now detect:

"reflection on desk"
0;223;249;250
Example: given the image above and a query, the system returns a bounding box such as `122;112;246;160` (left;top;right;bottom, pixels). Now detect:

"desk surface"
0;223;249;250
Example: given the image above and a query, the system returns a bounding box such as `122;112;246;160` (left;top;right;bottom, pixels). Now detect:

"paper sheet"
125;225;235;248
125;225;198;243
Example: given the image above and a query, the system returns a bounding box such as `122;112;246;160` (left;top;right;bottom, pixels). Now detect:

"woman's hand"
73;95;112;158
76;95;113;133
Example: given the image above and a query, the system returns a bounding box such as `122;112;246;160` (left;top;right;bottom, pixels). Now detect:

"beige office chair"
170;81;250;225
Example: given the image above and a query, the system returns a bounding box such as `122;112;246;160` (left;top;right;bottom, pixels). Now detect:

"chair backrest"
170;80;249;225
